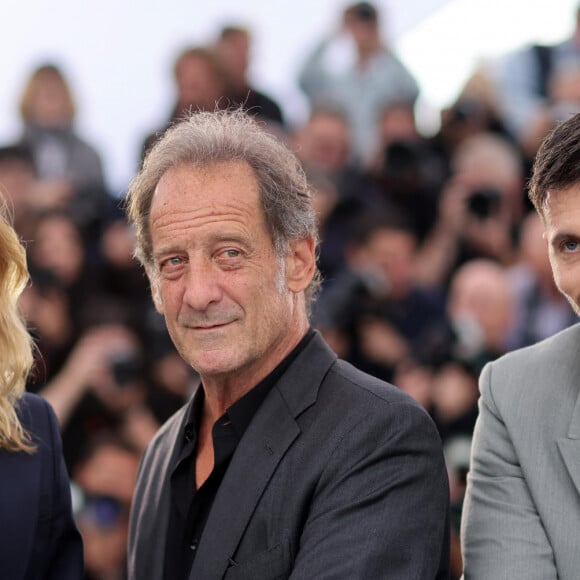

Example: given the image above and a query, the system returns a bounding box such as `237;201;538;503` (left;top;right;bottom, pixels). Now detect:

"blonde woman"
0;197;83;578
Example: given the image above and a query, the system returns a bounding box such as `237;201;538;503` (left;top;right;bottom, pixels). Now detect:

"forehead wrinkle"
150;160;268;255
150;201;266;257
151;187;260;226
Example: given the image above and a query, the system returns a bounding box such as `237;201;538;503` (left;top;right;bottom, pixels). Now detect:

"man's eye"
563;240;580;252
160;256;183;271
222;249;241;258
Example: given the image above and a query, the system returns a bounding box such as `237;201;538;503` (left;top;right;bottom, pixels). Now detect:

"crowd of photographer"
1;2;580;578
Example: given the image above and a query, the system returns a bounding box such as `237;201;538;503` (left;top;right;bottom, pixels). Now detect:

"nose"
182;256;223;311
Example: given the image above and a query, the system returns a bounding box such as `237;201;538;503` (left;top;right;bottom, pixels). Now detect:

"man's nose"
182;258;223;310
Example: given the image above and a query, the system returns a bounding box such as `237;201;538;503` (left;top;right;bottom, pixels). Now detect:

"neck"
200;316;309;423
357;40;381;64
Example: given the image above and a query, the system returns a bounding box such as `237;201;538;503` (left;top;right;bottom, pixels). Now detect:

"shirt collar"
182;328;315;441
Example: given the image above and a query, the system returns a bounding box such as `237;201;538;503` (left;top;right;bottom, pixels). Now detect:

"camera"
466;188;501;220
110;351;144;387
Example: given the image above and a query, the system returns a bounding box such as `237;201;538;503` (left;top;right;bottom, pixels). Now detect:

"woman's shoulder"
16;393;58;438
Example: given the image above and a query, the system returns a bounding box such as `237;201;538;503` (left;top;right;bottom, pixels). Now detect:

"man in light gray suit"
125;109;449;579
461;112;580;579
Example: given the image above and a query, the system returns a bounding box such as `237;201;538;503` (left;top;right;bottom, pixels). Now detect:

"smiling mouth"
191;322;232;330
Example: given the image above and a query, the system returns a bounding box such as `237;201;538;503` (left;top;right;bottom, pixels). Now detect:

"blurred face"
431;363;478;422
149;161;313;385
216;32;250;85
365;228;416;297
27;74;72;127
544;185;580;315
74;445;139;577
343;9;379;52
0;160;36;218
175;54;223;110
379;106;417;147
298;114;349;172
31;215;84;284
448;263;513;349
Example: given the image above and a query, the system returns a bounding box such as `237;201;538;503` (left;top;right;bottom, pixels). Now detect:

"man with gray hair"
126;109;449;580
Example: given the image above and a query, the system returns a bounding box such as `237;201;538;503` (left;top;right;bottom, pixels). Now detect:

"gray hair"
125;109;321;306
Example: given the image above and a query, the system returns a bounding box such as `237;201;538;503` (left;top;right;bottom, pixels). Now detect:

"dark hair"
347;209;416;248
346;2;378;23
219;25;250;40
529;112;580;213
0;144;36;171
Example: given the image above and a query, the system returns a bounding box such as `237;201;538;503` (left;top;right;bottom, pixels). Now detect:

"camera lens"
466;188;501;220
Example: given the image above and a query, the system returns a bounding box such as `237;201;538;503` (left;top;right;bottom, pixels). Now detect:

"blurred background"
3;1;580;577
0;0;577;193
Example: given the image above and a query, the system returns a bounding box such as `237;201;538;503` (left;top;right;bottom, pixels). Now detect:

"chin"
187;351;245;377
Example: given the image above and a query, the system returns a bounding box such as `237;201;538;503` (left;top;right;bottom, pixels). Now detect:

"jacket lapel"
557;384;580;499
131;404;190;580
190;332;337;580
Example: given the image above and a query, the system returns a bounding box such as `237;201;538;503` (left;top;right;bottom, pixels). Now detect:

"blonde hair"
0;197;35;452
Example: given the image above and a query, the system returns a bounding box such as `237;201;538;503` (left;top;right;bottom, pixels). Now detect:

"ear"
145;266;165;314
285;236;316;293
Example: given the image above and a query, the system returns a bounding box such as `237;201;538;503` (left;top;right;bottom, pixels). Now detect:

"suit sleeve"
41;397;84;580
461;362;557;579
290;401;450;580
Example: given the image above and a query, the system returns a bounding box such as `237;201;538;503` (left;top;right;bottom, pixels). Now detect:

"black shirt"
163;329;315;580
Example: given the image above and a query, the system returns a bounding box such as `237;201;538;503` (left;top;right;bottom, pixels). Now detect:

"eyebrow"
550;231;580;247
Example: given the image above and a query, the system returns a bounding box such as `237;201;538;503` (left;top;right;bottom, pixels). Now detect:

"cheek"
156;278;186;310
550;257;580;296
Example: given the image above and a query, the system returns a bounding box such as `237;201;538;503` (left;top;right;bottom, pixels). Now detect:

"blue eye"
159;256;184;275
563;240;580;252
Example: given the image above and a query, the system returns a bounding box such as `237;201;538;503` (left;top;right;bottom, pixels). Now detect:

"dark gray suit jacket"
128;332;449;579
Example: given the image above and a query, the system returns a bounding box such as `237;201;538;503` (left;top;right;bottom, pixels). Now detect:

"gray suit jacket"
461;323;580;579
128;332;449;579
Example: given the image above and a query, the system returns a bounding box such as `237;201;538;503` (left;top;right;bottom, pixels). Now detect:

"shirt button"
190;539;198;551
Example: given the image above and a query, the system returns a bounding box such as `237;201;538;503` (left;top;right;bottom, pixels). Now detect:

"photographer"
40;321;160;472
414;132;525;289
314;210;450;383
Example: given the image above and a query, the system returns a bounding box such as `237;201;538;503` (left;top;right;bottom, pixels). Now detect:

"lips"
178;310;240;329
193;322;230;329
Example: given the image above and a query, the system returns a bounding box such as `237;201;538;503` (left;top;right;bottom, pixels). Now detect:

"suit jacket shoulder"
482;322;580;426
129;332;449;580
0;393;83;579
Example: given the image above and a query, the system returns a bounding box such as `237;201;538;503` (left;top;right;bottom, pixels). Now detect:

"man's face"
148;161;309;384
543;184;580;315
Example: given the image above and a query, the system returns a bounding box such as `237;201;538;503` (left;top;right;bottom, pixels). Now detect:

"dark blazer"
0;393;83;580
128;332;449;579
